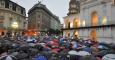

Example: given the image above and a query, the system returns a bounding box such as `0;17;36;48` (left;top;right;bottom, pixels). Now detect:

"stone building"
50;15;61;30
28;2;61;33
0;0;26;36
63;0;115;43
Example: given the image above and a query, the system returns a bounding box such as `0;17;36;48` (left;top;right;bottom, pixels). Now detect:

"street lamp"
11;21;19;37
11;21;19;29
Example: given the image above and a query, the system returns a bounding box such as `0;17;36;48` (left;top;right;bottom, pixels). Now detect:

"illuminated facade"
0;0;26;36
63;0;115;43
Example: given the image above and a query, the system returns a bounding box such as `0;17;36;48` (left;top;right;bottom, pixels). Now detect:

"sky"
11;0;69;24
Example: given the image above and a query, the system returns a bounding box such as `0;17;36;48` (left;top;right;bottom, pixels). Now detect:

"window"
70;22;73;28
0;16;4;20
74;20;81;28
9;17;13;21
71;10;76;13
63;24;65;28
102;16;107;25
70;4;76;8
37;24;39;28
91;12;99;26
0;23;3;28
82;20;86;26
12;4;16;11
24;22;26;28
21;9;25;15
17;6;21;13
0;16;4;27
5;0;9;8
9;3;12;10
1;1;5;7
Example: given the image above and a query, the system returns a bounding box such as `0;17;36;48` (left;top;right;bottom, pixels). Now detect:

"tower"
67;0;80;15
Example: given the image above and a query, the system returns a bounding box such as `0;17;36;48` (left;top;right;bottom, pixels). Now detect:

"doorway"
90;29;98;42
91;11;99;26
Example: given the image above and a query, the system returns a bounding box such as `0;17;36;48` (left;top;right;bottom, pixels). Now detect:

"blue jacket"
35;55;48;60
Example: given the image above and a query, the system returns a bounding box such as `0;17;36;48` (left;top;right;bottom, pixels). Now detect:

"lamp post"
11;21;18;29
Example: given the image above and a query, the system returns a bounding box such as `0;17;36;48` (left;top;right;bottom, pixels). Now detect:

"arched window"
73;19;80;28
91;11;99;26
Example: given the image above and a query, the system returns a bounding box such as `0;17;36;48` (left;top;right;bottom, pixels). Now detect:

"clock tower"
67;0;80;15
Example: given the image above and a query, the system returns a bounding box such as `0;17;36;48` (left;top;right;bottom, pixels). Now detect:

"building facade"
63;0;115;43
28;2;61;33
50;16;61;30
0;0;26;35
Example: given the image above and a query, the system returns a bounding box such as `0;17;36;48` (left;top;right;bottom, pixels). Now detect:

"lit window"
102;16;107;25
74;20;81;28
78;20;81;27
82;20;86;27
91;12;98;26
70;22;73;28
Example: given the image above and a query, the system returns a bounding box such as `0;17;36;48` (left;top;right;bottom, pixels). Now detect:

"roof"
9;0;25;11
28;3;60;23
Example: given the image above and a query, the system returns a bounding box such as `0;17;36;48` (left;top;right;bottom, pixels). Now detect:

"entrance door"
74;31;79;39
65;31;70;37
90;29;97;42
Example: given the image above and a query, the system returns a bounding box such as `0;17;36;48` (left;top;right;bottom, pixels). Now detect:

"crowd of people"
0;34;115;60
